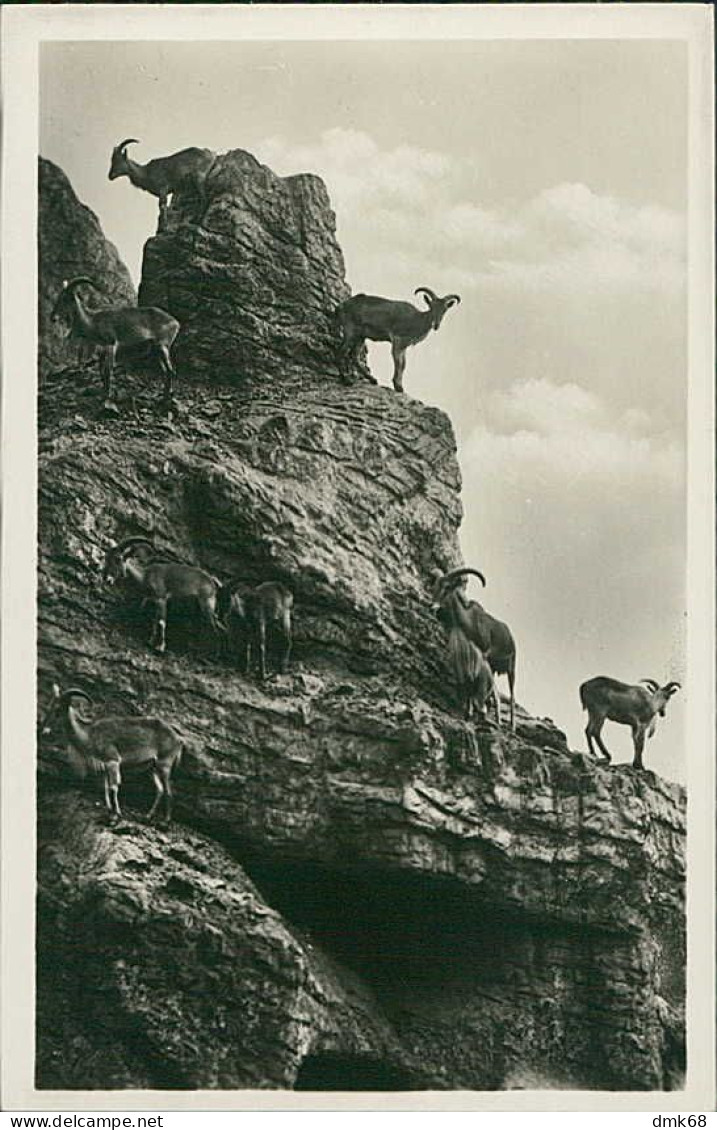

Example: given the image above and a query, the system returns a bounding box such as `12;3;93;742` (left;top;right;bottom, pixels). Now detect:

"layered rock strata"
36;153;686;1092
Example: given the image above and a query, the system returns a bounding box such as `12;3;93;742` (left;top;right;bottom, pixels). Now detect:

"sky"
40;39;688;781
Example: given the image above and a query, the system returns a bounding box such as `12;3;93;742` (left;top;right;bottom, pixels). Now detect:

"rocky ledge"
36;154;685;1092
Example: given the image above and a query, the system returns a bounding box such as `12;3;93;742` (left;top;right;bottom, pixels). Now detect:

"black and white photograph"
1;1;714;1112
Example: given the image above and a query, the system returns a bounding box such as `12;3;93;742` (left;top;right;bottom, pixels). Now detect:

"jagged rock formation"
138;148;356;385
36;155;686;1092
38;158;136;380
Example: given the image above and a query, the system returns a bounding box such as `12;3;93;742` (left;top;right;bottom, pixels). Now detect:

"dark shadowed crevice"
294;1053;416;1091
235;854;611;1089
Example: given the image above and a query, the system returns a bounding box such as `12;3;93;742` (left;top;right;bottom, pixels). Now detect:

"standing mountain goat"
51;278;179;411
440;611;498;724
40;685;183;822
337;287;460;392
108;139;215;222
579;676;681;770
103;536;226;654
217;580;294;680
432;566;516;730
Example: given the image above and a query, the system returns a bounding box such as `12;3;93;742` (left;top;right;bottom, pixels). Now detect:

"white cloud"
255;130;686;298
254;133;687;782
464;377;683;481
488;378;600;434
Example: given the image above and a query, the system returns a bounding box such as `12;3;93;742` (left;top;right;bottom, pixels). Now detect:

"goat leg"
159;762;173;823
588;719;612;763
157;343;176;415
147;767;165;821
493;688;502;728
152;597;168;654
280;624;292;674
391;342;407;393
632;727;646;770
106;758;122;820
101;344;119;413
507;669;516;732
258;620;268;681
340;334;360;384
103;773;112;815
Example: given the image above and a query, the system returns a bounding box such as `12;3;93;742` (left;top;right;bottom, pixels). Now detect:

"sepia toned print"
2;2;713;1113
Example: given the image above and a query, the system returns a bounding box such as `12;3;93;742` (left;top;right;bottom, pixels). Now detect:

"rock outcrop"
38;158;136;380
36;154;686;1093
138;149;355;386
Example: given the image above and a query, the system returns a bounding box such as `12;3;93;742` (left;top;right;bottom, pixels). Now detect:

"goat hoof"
102;399;120;416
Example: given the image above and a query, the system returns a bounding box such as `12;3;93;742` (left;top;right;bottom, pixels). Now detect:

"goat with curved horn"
336;285;461;392
51;277;180;414
41;684;183;823
108;139;215;225
103;538;226;655
431;565;516;730
579;676;681;770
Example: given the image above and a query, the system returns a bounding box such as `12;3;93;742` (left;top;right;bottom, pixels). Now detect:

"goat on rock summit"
337;287;460;392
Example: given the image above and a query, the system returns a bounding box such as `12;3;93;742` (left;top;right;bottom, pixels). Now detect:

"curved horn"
60;687;94;706
639;678;660;692
443;294;461;306
62;277;100;293
441;566;487;590
664;681;681;694
115;138;139;152
113;536;155;561
114;535;155;551
414;286;438;306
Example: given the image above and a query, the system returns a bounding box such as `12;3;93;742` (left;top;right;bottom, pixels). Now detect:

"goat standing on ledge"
40;685;183;823
337;287;460;392
432;566;516;730
108;139;215;223
103;536;226;655
218;579;294;680
579;676;681;770
51;278;179;413
437;604;499;725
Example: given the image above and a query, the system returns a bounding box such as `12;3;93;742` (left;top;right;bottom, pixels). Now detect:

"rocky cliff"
38;158;136;380
37;152;686;1093
138;148;355;386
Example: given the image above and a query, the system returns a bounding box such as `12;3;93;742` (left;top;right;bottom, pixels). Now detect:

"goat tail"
579;683;589;711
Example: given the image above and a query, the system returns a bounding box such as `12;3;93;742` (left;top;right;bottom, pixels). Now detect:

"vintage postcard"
1;2;714;1113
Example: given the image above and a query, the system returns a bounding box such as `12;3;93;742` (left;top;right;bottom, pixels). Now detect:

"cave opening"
219;846;633;1090
237;852;589;1005
294;1053;416;1092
